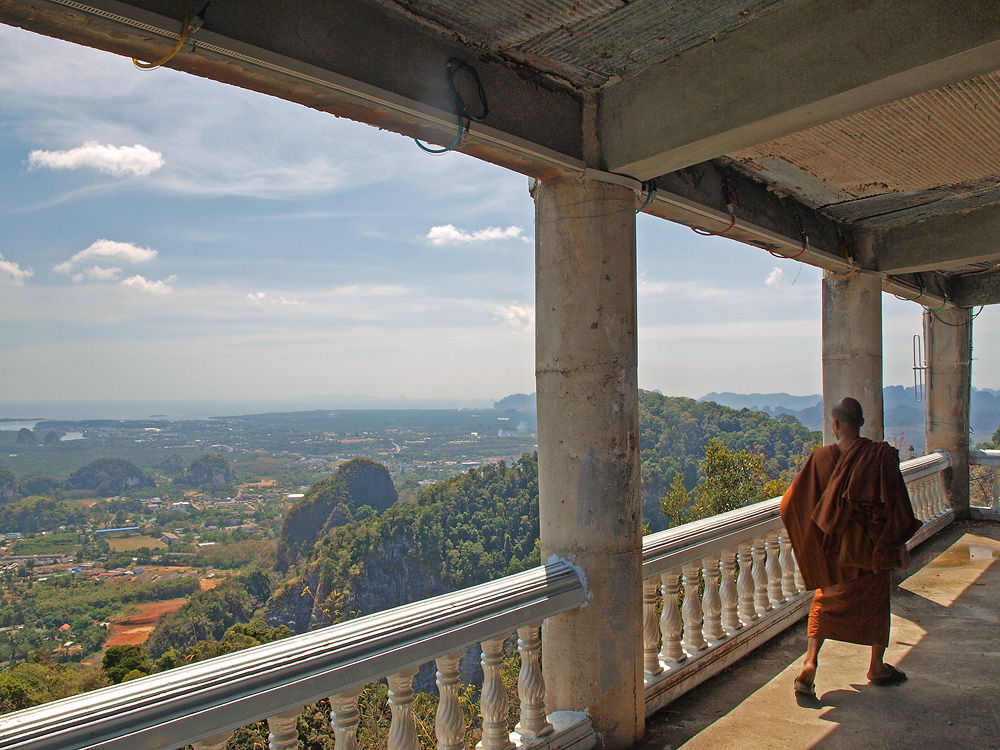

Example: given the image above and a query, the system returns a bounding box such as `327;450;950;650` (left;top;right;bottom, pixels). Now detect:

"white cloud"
765;267;784;287
120;274;177;294
77;265;122;282
247;291;267;302
29;142;164;177
426;224;527;245
0;254;33;285
55;239;158;274
494;302;534;328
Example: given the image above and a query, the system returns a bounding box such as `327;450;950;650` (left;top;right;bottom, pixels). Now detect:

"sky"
0;23;996;413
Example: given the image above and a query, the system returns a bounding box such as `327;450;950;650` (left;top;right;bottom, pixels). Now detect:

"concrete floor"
638;520;1000;750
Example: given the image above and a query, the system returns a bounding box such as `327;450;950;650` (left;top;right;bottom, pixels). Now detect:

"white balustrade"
778;531;798;601
478;636;513;750
658;570;685;663
329;687;363;750
191;731;234;750
751;540;770;614
765;533;784;606
736;542;756;626
515;624;553;738
388;667;419;750
266;707;301;750
642;577;663;675
681;561;707;652
701;556;723;641
719;547;740;636
435;651;466;750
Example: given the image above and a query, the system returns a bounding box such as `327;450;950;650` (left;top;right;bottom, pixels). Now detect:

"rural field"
107;536;167;552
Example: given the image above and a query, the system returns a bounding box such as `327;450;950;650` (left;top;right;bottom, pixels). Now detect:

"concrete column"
534;177;643;749
924;307;972;517
821;267;884;444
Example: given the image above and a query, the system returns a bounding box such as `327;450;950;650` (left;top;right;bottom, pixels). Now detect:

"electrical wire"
415;59;489;155
132;0;192;70
767;214;809;259
635;182;657;214
691;177;739;236
824;234;858;279
692;212;736;236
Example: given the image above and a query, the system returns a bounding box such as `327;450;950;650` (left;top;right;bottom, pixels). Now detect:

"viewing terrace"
1;1;999;748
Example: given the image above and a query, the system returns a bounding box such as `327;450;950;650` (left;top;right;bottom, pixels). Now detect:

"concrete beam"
0;0;585;179
875;201;1000;274
600;0;1000;179
951;268;1000;307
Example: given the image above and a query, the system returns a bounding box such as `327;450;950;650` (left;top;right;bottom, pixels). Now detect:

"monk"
780;397;920;695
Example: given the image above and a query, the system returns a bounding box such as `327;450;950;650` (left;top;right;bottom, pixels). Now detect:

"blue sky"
0;24;995;408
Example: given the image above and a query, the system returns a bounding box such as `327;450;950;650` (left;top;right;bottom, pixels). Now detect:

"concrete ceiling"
3;0;1000;306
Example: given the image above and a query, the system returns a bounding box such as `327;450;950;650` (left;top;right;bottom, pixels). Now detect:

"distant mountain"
699;392;822;413
494;393;536;412
699;386;1000;452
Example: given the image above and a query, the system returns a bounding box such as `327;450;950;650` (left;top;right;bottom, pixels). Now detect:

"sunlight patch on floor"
899;533;1000;607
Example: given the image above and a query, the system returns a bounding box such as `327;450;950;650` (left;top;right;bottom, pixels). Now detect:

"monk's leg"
868;645;889;680
796;636;824;687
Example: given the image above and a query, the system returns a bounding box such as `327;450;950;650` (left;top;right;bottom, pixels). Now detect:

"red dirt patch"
104;598;188;648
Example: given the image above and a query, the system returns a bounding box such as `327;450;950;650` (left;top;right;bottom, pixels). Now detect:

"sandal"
793;678;815;696
870;664;907;686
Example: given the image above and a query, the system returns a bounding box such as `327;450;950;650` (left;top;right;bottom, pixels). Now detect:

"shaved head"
832;397;864;430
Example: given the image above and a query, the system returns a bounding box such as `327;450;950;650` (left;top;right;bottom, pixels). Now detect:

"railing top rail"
642;451;952;577
969;448;1000;467
0;561;586;750
900;451;951;481
642;497;783;577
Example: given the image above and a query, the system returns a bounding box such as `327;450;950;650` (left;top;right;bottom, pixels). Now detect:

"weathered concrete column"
821;257;884;443
534;176;643;749
924;307;973;517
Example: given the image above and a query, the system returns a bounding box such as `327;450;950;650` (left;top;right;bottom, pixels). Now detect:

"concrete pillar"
924;307;972;517
821;267;884;444
534;177;643;749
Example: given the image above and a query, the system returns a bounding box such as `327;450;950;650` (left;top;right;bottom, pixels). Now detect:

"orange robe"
780;439;920;647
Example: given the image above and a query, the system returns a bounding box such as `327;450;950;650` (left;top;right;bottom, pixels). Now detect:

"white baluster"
766;532;784;605
477;636;513;750
719;547;740;635
642;577;664;675
515;624;553;738
793;546;806;593
329;687;363;750
701;555;723;641
388;667;420;750
267;707;301;750
936;475;949;515
737;542;756;625
778;531;797;600
992;469;999;510
752;539;771;614
681;561;707;652
436;650;466;750
658;570;685;662
191;731;234;750
911;478;926;520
